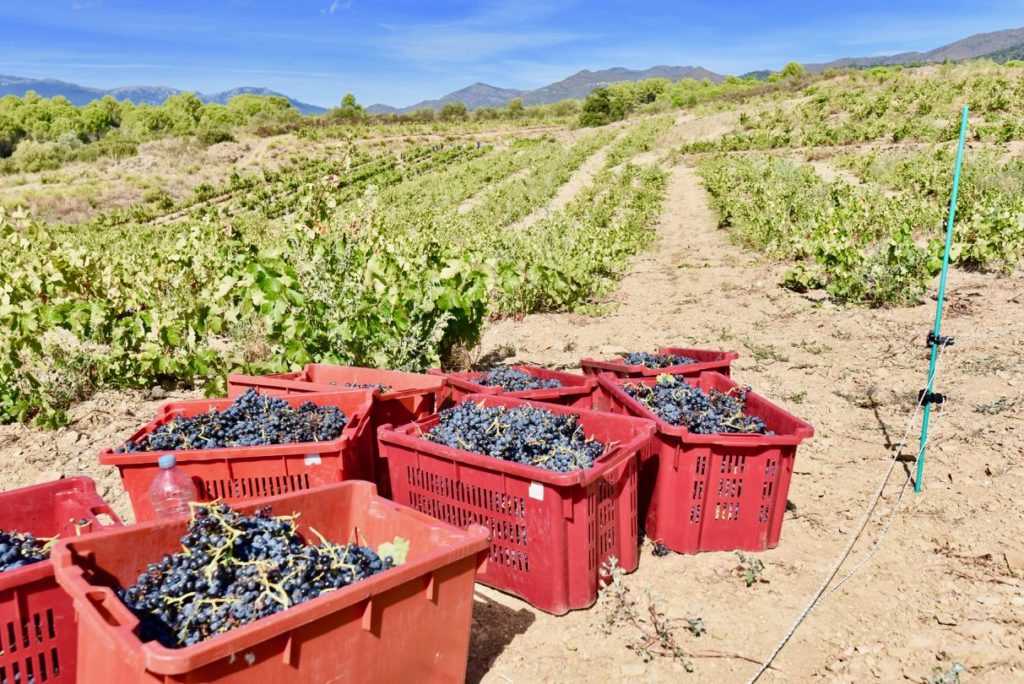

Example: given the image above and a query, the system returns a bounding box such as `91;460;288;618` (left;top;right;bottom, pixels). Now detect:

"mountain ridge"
805;26;1024;71
367;27;1024;111
367;65;724;113
0;74;327;114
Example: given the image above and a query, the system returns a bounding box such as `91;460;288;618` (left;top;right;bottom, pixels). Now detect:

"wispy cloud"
71;0;101;10
368;1;592;64
322;0;352;16
2;60;348;81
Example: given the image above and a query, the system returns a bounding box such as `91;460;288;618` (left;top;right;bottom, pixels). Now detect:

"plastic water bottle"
148;454;198;519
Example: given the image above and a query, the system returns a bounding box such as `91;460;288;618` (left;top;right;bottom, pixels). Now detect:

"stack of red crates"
0;477;121;684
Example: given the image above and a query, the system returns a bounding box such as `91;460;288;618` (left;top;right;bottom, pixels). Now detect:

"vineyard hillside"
1;60;1022;682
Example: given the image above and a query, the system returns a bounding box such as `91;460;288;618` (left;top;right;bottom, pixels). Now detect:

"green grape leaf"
378;536;410;566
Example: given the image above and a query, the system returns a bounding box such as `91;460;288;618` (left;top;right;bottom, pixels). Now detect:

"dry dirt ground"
1;116;1022;683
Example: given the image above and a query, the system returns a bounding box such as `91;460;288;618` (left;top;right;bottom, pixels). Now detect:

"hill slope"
981;42;1024;62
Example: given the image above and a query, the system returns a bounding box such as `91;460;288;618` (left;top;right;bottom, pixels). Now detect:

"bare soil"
471;157;1024;682
1;114;1022;683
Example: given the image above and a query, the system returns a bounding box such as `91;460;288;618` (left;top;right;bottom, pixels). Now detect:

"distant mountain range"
805;26;1024;71
2;26;1023;116
368;26;1024;113
366;66;723;114
0;74;326;114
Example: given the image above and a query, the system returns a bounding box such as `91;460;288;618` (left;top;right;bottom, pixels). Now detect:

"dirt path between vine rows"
508;133;619;230
472;155;1024;683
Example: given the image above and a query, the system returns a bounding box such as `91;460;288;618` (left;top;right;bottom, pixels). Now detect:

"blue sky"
1;1;1023;108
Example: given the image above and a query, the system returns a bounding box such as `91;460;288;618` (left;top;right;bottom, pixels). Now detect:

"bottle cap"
158;454;177;469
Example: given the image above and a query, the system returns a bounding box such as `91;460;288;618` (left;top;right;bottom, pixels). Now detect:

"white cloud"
322;0;352;16
367;1;592;64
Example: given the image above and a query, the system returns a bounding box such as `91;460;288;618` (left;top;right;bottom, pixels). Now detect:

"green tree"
780;61;806;79
473;106;500;121
330;92;364;121
80;96;120;140
578;87;627;127
409;107;435;122
439;101;468;120
0;114;25;157
550;99;580;116
506;97;524;117
163;92;204;134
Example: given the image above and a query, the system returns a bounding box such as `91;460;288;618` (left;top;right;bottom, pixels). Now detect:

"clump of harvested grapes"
116;389;348;452
622;374;770;434
621;352;697;369
476;366;562;392
425;401;605;472
119;503;397;648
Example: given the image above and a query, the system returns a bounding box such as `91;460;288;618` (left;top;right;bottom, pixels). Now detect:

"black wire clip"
918;389;946;406
926;331;955;348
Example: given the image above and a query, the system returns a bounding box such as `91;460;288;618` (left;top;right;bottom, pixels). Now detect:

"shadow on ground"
466;591;536;683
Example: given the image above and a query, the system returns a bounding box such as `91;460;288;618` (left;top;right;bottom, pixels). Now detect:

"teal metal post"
916;105;969;493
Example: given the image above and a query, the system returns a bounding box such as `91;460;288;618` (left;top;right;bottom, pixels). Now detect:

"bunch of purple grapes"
622;375;770;434
116;389;349;452
476;366;562;392
119;503;393;648
621;352;697;369
426;401;604;472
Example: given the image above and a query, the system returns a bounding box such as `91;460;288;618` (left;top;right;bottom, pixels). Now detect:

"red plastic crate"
51;482;489;683
0;477;122;684
377;394;656;614
99;392;374;522
428;366;599;409
598;372;814;553
227;365;447;498
580;346;739;379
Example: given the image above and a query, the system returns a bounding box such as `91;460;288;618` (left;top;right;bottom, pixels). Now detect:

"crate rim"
377;392;655;488
97;392;374;466
50;481;490;676
597;371;814;446
430;365;597;401
227;365;446;402
580;346;740;375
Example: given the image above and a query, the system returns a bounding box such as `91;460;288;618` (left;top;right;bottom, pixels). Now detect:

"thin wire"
823;346;1024;598
820;402;946;601
745;343;948;683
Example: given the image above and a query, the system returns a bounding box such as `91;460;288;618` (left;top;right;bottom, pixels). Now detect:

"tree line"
0;92;300;172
